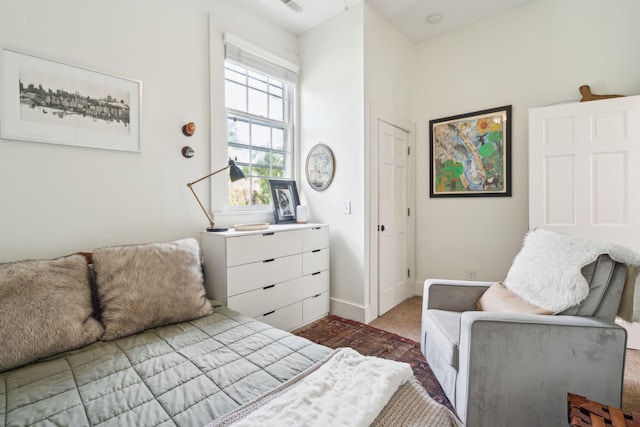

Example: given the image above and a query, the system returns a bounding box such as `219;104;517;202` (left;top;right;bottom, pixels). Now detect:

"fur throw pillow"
0;255;104;372
504;229;640;313
93;238;212;341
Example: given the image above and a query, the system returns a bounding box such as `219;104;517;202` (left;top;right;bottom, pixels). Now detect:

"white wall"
363;4;415;121
363;3;416;320
298;4;366;318
4;0;639;326
208;5;300;226
0;0;297;262
297;3;416;322
414;0;640;285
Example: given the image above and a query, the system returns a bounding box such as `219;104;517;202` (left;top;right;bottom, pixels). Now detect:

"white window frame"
224;61;295;210
208;31;299;223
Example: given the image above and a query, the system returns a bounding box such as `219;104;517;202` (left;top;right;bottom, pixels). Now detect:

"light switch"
343;201;351;215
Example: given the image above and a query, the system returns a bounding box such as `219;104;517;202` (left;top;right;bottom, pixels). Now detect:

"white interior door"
529;95;640;347
378;120;409;315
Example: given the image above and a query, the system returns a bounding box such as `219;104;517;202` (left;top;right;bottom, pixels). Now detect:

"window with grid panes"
224;61;294;208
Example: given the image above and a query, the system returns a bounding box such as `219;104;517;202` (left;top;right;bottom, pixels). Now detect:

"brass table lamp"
187;158;245;232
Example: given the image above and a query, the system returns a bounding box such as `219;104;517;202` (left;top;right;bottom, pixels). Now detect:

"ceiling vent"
280;0;304;13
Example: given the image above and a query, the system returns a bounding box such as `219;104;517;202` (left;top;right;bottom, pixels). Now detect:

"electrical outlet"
465;270;476;281
343;201;351;215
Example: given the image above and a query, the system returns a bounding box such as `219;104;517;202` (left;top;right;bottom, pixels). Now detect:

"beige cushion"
0;255;104;372
477;282;553;315
93;238;212;341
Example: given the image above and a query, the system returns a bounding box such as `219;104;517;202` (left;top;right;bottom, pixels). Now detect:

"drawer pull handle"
263;284;275;290
312;249;321;253
262;232;275;236
312;294;321;298
263;258;275;263
312;227;321;230
312;271;322;276
263;310;275;316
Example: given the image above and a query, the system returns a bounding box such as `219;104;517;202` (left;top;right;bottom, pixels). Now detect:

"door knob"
380;225;386;232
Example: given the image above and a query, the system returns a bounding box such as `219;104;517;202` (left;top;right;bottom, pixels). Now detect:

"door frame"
365;103;416;323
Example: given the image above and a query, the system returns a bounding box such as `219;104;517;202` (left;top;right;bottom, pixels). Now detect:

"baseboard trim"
330;297;367;323
414;280;424;296
330;286;425;324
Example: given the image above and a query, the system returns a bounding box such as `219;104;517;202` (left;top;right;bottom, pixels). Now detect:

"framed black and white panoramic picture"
0;47;141;152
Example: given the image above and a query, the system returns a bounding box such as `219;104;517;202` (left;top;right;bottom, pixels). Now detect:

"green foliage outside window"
224;61;293;208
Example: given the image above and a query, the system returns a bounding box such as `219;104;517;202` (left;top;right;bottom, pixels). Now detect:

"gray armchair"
421;254;628;427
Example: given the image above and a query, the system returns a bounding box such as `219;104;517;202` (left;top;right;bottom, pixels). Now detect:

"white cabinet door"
529;95;640;348
529;96;640;250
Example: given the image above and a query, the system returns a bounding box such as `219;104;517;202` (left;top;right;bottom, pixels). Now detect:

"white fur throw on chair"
504;229;640;314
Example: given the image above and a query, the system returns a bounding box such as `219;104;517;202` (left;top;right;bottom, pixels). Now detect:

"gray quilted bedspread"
0;306;331;427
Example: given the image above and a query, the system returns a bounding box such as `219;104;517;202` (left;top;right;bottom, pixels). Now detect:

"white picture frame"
305;143;335;191
0;47;141;152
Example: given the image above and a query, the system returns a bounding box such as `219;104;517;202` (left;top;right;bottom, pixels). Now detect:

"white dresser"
200;223;330;331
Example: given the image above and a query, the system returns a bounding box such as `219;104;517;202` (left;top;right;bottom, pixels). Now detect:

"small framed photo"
0;47;141;152
269;179;300;224
429;105;511;198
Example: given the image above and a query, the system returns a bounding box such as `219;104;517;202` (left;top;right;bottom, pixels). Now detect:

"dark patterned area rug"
292;315;454;412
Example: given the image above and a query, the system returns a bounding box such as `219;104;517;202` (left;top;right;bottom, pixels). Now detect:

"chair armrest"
456;312;626;427
423;278;494;312
460;310;627;331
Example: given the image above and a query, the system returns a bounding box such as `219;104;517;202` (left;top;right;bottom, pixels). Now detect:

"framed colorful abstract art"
429;105;512;198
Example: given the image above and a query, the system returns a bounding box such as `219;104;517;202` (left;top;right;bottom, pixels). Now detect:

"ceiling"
238;0;538;44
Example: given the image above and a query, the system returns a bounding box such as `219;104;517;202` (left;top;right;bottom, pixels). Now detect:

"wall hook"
182;122;196;136
182;146;195;158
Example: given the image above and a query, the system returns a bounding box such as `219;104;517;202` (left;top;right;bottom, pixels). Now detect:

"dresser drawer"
256;301;302;331
227;277;304;318
302;248;330;276
302;269;330;298
201;224;329;331
226;230;302;267
227;254;302;296
302;291;329;324
302;226;329;251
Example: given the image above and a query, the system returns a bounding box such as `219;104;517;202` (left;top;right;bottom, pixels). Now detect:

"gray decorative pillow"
93;238;212;341
0;255;104;372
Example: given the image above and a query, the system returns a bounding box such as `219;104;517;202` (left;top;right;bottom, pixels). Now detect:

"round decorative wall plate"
305;143;335;191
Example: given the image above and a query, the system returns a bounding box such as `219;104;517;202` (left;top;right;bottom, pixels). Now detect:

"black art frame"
269;179;300;224
429;105;512;198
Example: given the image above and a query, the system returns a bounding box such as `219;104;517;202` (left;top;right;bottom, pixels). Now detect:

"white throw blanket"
505;229;640;316
218;348;413;427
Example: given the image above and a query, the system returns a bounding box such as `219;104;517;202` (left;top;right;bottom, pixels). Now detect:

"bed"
0;238;460;426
